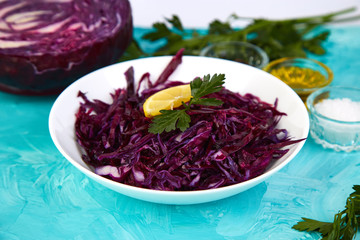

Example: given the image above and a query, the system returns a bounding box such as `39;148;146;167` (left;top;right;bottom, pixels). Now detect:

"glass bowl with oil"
200;41;269;69
263;57;333;101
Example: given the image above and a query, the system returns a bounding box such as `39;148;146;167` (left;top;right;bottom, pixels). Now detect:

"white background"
130;0;360;28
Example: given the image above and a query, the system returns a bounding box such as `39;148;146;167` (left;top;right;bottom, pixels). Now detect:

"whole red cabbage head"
0;0;133;95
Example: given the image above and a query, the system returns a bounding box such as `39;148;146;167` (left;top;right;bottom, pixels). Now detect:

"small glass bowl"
306;86;360;152
200;41;269;69
263;57;333;101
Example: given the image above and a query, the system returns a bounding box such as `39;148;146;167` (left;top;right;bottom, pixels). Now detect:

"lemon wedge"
143;84;192;117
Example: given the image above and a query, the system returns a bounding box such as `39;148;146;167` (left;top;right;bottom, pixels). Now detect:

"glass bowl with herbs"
263;57;333;101
200;41;269;69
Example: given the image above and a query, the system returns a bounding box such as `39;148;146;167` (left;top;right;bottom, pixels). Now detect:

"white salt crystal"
314;98;360;122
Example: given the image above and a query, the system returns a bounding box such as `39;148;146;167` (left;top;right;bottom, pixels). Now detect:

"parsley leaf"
292;218;333;235
144;22;172;41
148;73;225;134
190;74;225;100
292;185;360;240
166;15;184;32
149;109;190;134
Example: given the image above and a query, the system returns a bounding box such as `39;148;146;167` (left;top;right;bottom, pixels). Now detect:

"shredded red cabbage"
75;50;304;191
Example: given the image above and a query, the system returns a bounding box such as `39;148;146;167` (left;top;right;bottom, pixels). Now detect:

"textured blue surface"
1;26;360;240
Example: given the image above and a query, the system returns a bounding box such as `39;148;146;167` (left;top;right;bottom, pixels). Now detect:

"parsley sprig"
120;8;360;62
148;73;225;134
292;185;360;240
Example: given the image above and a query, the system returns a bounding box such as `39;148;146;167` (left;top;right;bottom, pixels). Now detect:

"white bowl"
49;56;309;205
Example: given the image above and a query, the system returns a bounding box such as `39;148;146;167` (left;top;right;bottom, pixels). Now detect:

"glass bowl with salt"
306;86;360;152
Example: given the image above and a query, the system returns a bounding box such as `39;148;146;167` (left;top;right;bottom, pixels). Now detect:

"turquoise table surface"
1;26;360;240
